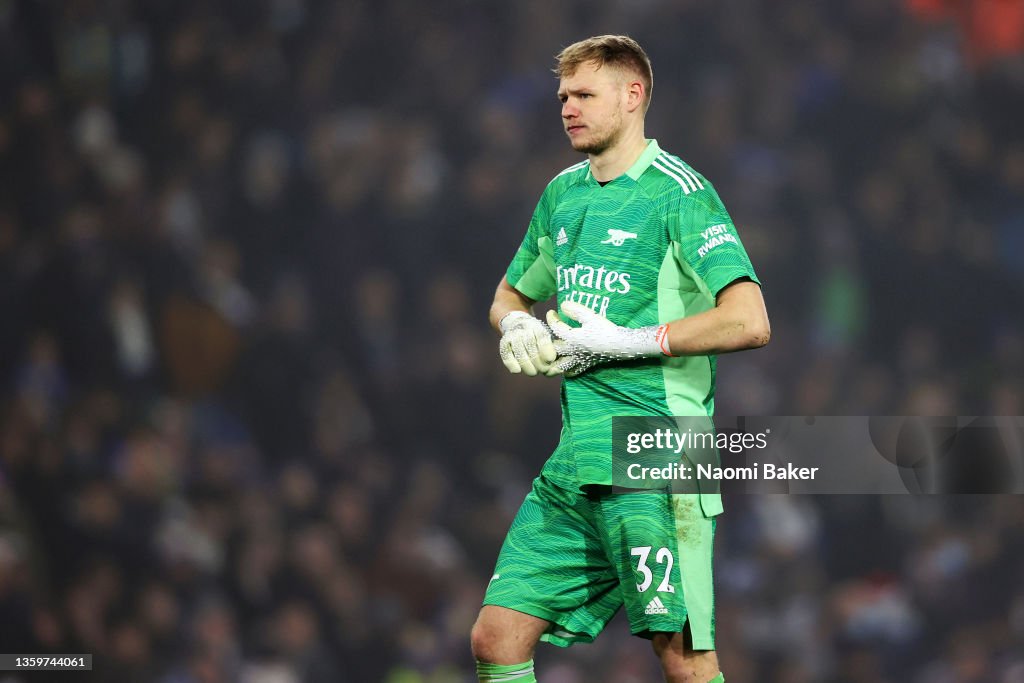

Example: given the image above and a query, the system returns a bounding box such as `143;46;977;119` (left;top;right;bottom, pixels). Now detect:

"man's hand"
498;311;557;375
545;301;671;376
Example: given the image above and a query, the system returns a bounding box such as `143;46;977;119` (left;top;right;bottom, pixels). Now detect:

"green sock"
476;660;537;682
708;674;725;683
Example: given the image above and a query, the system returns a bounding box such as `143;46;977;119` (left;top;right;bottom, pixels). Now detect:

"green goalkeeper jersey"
505;140;759;515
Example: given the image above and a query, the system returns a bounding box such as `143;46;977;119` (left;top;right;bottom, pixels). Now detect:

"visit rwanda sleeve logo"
601;229;638;246
696;224;737;258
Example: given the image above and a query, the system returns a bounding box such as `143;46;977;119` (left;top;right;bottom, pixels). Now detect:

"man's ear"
625;78;645;113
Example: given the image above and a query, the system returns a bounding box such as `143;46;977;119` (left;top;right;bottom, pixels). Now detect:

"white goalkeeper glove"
545;300;674;377
498;311;557;376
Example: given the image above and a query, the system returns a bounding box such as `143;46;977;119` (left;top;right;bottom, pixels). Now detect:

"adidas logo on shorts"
645;596;669;615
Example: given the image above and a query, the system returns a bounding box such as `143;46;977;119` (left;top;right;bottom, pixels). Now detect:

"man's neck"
588;131;648;183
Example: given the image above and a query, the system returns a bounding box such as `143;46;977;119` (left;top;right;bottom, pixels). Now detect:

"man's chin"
570;138;607;155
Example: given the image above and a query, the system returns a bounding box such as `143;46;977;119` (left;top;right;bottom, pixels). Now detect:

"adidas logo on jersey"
556;227;568;246
645;596;669;615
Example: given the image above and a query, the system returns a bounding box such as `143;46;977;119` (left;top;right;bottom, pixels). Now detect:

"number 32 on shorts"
630;546;676;593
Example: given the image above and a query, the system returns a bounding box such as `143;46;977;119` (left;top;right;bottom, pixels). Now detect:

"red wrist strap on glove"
655;324;675;357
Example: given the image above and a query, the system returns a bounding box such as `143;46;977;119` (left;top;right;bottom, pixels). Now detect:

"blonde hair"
554;35;653;109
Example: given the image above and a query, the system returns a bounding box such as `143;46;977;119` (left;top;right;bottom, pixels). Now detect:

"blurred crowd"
1;0;1023;681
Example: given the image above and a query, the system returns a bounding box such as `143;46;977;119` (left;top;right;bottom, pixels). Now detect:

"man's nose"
562;102;578;119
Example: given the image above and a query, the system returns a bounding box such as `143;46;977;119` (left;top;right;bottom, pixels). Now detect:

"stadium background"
1;0;1023;681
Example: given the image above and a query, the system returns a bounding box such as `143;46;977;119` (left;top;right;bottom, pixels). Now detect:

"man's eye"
580;94;591;99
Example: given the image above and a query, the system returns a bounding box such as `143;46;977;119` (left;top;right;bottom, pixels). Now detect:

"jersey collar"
584;139;663;185
625;139;663;181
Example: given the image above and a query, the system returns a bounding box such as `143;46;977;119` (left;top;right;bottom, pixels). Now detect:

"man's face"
558;61;628;155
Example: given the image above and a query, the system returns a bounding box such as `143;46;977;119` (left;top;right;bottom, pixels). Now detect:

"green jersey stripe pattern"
505;140;758;516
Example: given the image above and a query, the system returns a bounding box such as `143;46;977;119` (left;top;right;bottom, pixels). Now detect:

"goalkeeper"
473;35;770;683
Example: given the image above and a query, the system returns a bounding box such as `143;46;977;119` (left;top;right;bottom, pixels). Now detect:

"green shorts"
483;474;718;650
